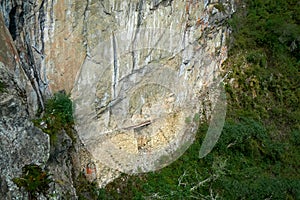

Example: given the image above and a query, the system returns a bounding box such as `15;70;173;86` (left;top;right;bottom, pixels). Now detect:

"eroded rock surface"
0;15;49;199
0;0;235;190
72;0;233;174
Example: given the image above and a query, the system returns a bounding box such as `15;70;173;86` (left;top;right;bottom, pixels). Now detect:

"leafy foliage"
44;92;74;126
33;92;75;144
13;164;52;200
225;0;300;133
229;0;300;60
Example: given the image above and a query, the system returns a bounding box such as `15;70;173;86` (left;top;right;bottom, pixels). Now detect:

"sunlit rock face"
71;0;234;174
0;0;234;182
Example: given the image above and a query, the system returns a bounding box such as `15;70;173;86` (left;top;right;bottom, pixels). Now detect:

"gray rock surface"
0;18;49;199
0;10;97;198
72;0;233;174
0;0;48;114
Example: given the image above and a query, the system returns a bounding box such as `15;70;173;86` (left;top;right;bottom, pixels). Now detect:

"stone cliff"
0;14;49;199
0;0;235;198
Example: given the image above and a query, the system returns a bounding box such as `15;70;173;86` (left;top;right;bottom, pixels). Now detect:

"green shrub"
13;164;52;200
33;92;75;144
45;92;74;125
225;0;300;133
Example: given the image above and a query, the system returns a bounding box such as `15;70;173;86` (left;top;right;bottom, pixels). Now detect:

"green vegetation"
98;119;300;199
44;92;74;126
0;81;6;93
34;92;75;144
13;164;52;200
214;3;226;13
225;0;300;134
75;172;99;200
94;0;300;199
185;116;192;124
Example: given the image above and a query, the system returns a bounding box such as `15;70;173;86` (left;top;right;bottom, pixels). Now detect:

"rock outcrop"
0;14;49;199
0;0;235;198
72;0;233;174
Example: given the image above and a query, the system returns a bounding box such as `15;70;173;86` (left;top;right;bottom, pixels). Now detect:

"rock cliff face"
0;0;235;198
0;0;234;104
0;14;49;199
71;0;233;174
